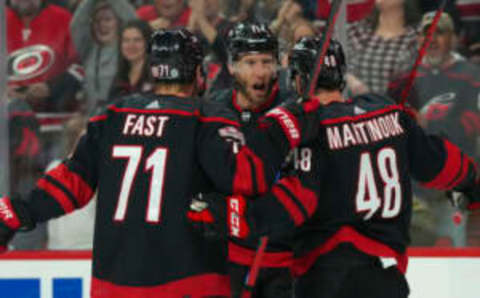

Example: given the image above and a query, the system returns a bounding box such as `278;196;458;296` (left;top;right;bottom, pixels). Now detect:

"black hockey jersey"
245;94;477;277
211;84;296;267
22;92;299;297
388;59;480;157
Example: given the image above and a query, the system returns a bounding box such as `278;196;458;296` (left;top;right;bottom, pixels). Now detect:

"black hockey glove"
0;196;35;252
259;99;321;149
187;193;252;240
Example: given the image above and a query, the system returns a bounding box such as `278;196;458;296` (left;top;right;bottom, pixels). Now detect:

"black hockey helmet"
227;21;278;62
149;28;204;83
289;36;346;92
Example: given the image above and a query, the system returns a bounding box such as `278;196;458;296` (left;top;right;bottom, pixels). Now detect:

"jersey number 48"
355;147;402;220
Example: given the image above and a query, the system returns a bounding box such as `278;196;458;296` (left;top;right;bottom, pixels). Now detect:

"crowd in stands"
4;0;480;249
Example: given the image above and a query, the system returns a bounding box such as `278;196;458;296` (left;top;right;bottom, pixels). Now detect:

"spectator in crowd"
137;0;192;30
109;20;153;98
71;0;136;113
456;0;480;56
187;0;233;93
388;12;480;247
346;0;421;95
7;0;83;113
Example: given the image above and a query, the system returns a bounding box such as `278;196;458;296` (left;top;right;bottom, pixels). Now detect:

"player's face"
419;29;454;66
94;8;119;45
232;53;277;105
155;0;185;20
10;0;42;16
121;28;147;63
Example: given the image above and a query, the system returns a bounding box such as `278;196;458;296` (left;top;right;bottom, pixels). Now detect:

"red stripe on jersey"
89;115;107;122
233;147;267;195
291;225;408;276
47;164;94;207
228;241;293;267
199;116;240;127
321;106;401;125
109;106;196;117
448;155;471;189
91;274;230;298
422;140;462;189
272;186;305;226
233;148;254;195
279;177;318;217
245;148;267;194
37;178;75;213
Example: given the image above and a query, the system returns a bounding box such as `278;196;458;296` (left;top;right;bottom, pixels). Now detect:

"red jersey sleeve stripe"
279;177;318;217
199;116;240;127
422;140;462;189
272;186;305;226
37;178;75;213
447;155;471;189
46;164;94;207
243;147;267;194
89;115;107;122
233;148;254;196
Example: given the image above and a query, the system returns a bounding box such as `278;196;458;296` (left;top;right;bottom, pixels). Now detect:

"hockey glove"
260;99;320;149
187;193;252;240
0;196;35;252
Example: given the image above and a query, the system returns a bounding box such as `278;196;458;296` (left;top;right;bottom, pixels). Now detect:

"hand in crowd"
346;73;369;96
187;0;206;31
26;82;51;101
149;17;171;30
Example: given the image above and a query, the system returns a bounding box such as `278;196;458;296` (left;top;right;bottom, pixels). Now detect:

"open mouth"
253;83;267;92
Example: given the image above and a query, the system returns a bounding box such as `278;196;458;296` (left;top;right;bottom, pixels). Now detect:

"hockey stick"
399;0;448;105
239;2;344;297
307;0;344;98
241;236;269;298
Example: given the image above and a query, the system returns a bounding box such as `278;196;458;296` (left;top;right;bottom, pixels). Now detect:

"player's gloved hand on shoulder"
260;98;320;149
0;196;35;252
187;193;252;240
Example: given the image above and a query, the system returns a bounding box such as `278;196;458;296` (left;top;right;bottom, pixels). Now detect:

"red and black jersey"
7;4;83;113
388;59;480;157
211;84;297;268
247;93;477;277
23;92;294;297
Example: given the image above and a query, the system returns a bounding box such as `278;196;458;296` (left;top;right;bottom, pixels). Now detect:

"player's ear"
195;65;206;96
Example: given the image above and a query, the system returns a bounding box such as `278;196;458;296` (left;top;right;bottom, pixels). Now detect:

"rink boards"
0;249;478;298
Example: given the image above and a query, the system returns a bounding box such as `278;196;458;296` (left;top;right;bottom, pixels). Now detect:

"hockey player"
189;36;480;298
209;21;295;298
0;29;319;298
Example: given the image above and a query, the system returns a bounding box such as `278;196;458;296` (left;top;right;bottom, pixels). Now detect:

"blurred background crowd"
4;0;480;250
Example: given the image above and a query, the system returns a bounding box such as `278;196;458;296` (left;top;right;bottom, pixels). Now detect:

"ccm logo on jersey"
266;108;300;148
227;196;248;239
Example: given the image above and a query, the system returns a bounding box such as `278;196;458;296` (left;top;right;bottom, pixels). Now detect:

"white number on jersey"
112;146;169;223
355;147;402;220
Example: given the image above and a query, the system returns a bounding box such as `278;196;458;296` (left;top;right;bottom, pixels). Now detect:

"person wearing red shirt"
136;0;192;30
